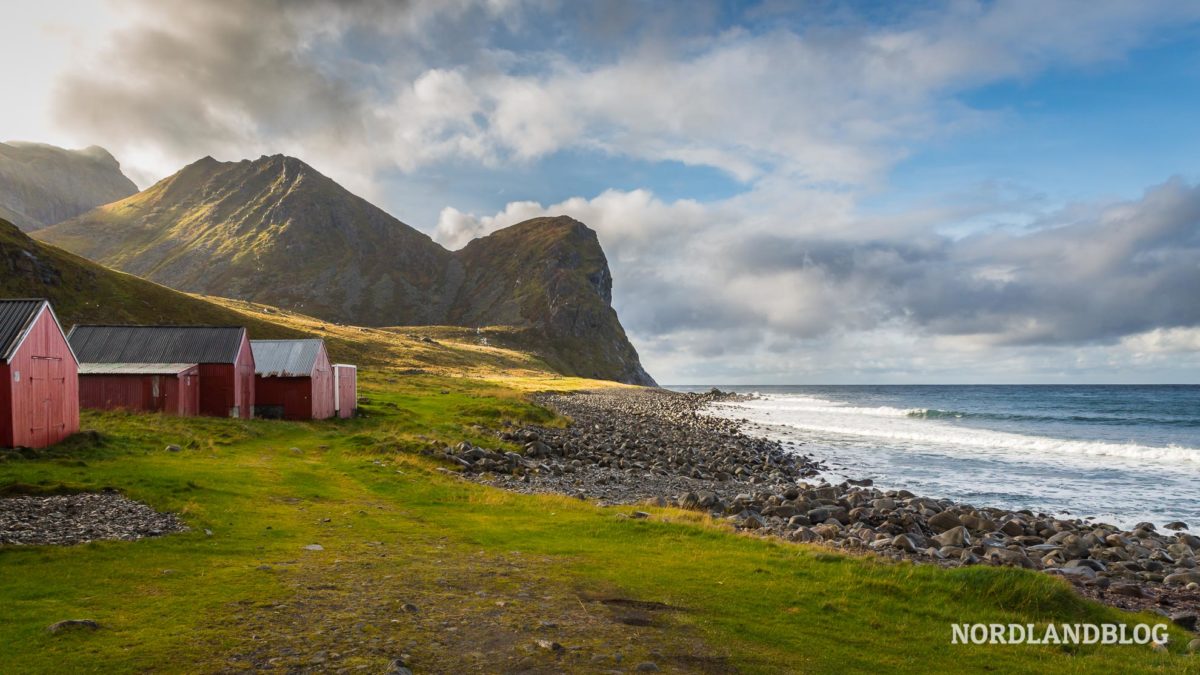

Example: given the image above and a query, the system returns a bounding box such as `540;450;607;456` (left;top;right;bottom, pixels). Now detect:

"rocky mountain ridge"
35;155;654;385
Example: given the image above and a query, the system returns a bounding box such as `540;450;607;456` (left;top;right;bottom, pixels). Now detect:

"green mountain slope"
0;142;138;230
35;155;460;325
36;156;654;384
0;218;301;340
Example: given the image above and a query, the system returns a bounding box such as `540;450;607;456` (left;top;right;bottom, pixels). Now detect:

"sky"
3;0;1200;384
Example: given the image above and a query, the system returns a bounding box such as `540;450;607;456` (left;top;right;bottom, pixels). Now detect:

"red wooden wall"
311;344;334;420
79;367;200;416
254;376;312;420
197;333;255;418
198;363;235;418
178;368;200;416
334;365;357;419
1;308;79;448
0;363;11;447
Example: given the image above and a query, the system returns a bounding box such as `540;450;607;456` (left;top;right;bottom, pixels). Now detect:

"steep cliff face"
450;217;656;386
34;155;654;384
0;142;138;230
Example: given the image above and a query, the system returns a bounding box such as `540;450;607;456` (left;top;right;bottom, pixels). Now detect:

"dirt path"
215;538;732;674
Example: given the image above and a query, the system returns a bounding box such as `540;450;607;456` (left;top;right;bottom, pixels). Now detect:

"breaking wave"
718;395;1200;466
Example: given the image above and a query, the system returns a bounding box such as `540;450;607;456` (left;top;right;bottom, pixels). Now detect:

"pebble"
1170;611;1198;631
447;388;824;508
47;619;99;634
304;544;324;551
386;659;414;675
636;662;659;672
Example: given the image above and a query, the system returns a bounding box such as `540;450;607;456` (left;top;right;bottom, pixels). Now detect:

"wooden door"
27;357;60;446
151;376;165;412
47;358;65;440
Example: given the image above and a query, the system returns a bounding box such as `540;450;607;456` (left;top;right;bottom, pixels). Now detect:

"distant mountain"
35;155;654;384
0;142;138;230
0;217;303;340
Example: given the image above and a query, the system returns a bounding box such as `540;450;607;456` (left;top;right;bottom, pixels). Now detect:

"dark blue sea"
670;385;1200;528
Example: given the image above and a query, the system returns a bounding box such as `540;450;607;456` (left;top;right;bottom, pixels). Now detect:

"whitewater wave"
733;395;927;418
911;408;1200;426
716;395;1200;467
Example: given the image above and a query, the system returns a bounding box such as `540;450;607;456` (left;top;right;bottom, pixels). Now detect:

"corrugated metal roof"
0;299;47;361
251;339;324;377
69;325;246;364
78;363;198;375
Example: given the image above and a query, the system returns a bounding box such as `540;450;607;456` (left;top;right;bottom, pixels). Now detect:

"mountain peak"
0;141;138;230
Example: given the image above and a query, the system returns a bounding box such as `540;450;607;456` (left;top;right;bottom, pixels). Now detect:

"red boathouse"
0;299;80;448
78;363;200;416
68;326;255;418
251;339;334;420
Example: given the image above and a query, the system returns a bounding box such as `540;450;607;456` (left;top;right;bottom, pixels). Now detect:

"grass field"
1;369;1196;674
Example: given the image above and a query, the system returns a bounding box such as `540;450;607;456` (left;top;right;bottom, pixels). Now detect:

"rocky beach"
442;388;1200;631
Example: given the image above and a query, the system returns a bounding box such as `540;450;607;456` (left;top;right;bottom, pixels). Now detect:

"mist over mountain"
0;142;138;230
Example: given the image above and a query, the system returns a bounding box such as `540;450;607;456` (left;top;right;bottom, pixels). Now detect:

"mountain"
0;142;138;230
0;217;302;340
35;155;654;385
33;155;460;325
450;217;654;385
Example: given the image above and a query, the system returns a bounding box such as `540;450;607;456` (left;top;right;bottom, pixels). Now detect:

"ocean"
670;385;1200;529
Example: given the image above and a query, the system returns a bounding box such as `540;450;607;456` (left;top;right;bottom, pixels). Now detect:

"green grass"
0;375;1196;673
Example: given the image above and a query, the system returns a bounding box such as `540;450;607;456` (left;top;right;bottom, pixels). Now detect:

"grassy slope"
0;219;304;339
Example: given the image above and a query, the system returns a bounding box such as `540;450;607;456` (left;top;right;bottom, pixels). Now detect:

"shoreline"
443;387;1200;628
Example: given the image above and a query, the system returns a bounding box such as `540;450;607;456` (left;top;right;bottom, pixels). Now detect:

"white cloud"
1122;328;1200;355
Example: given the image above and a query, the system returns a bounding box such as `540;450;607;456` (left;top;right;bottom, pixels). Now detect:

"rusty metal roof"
78;363;198;375
68;325;247;364
0;299;47;362
251;339;325;377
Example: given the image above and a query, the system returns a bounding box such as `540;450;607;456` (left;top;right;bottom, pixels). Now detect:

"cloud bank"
438;178;1200;380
